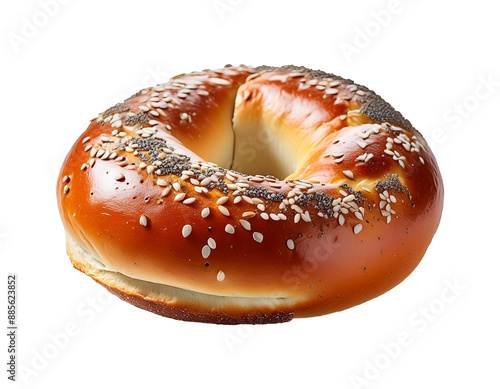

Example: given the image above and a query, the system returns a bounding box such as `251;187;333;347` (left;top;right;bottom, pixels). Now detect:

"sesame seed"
225;224;235;234
161;188;170;197
82;136;90;144
242;195;253;204
239;219;251;230
157;179;168;187
202;245;211;259
146;166;154;174
217;196;229;205
139;215;148;227
182;224;192;238
343;170;354;179
115;173;125;181
338;214;345;225
183;198;196;205
242;211;256;219
173;182;181;191
356;140;368;149
253;232;264;243
218;205;230;216
63;185;69;194
287;239;295;250
197;208;209;220
174;193;186;202
353;224;363;234
270;213;280;221
208;238;216;249
343;194;355;202
260;212;269;220
200;177;212;186
217;270;225;281
294;214;301;223
209;77;231;85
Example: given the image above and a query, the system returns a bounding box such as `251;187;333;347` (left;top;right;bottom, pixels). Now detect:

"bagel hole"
229;122;300;179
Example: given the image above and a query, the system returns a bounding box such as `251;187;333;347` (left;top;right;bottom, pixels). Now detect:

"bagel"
56;65;444;324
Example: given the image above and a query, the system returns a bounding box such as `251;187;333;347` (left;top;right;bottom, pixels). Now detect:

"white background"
1;0;499;388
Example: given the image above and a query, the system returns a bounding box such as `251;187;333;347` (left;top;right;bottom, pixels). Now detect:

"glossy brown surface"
57;65;444;323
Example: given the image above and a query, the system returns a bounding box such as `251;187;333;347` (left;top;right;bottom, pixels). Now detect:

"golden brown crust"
57;65;444;324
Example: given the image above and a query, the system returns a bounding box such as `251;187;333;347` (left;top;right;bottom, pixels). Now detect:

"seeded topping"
124;111;151;126
102;103;130;118
375;174;410;196
69;64;429;266
253;232;264;243
340;184;365;205
207;238;216;249
139;215;148;227
201;207;210;218
217;270;225;281
239;186;286;202
182;224;192;238
202;245;211;259
295;191;336;219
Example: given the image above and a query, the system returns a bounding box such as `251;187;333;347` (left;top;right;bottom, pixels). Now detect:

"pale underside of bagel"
66;234;297;324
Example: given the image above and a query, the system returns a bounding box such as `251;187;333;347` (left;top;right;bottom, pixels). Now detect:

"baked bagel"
57;65;444;324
